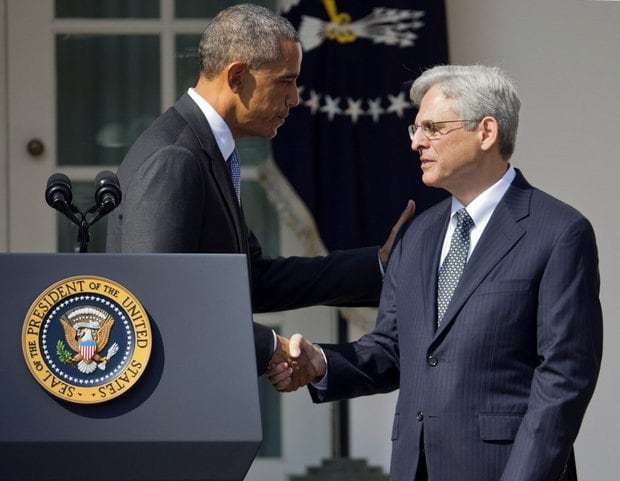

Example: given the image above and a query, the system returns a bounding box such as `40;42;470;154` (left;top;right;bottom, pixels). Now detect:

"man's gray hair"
199;4;299;78
410;65;521;159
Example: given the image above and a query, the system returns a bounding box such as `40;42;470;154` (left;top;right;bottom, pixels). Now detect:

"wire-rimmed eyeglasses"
408;119;480;141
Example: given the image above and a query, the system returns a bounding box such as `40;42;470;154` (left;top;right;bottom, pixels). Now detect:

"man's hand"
267;334;326;392
379;200;416;269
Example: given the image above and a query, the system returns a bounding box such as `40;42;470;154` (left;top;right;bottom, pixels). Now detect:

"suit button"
427;354;438;367
416;411;424;422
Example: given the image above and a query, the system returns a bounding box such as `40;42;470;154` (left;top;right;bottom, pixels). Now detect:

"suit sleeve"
500;217;603;481
248;232;383;312
307;235;404;403
253;322;275;377
118;146;206;252
116;147;276;375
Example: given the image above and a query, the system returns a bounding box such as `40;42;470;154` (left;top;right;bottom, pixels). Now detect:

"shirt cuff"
272;330;278;353
378;251;385;277
310;347;329;390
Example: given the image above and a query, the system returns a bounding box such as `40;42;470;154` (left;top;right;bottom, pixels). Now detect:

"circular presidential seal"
21;276;152;404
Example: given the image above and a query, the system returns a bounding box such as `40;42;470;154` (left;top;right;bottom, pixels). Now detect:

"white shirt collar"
439;165;516;267
450;165;516;226
187;88;236;161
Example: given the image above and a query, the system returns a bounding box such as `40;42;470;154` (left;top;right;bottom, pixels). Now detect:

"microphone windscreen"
94;170;122;206
45;173;72;206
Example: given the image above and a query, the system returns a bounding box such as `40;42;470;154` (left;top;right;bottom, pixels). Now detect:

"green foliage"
56;340;73;364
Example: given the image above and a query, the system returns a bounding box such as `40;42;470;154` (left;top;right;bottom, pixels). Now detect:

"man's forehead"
415;86;455;120
256;40;301;75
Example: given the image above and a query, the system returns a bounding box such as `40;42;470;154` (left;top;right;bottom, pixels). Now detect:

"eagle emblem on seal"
58;306;120;374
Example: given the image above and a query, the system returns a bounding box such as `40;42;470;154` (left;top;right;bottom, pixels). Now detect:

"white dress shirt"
187;88;235;160
313;165;516;389
439;165;516;267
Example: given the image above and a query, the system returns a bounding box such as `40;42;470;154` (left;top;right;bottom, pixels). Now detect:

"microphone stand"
63;204;108;253
78;215;91;253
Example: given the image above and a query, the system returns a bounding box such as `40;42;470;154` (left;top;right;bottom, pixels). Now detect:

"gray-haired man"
269;65;603;481
106;4;413;380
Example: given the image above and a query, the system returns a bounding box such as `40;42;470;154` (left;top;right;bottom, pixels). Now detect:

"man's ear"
479;116;499;153
227;62;246;93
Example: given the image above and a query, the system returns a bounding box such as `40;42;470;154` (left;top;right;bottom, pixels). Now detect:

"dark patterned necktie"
227;148;241;203
437;208;475;326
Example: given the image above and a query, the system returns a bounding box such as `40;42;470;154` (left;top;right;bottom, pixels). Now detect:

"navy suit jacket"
106;94;383;375
311;170;603;481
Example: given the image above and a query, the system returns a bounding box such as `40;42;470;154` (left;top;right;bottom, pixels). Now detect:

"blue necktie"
227;149;241;203
437;208;474;326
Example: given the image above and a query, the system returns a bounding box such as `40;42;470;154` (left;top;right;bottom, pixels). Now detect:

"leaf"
56;340;73;364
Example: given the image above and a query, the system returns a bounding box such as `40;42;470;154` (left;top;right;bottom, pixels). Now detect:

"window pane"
175;35;271;166
175;34;201;99
56;0;159;18
175;0;275;18
241;181;280;257
57;181;107;253
57;35;160;166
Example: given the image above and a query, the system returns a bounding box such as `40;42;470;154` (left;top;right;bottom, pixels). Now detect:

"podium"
0;253;262;481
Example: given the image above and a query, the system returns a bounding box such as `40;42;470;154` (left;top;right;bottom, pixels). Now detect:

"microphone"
94;170;122;216
44;172;122;252
45;173;79;223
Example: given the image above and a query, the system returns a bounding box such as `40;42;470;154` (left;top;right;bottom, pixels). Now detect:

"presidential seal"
22;276;152;404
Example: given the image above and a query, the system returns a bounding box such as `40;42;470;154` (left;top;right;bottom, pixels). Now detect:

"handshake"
266;334;327;392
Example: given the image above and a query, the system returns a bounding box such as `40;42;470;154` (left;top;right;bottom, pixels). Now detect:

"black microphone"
45;173;79;223
94;170;122;216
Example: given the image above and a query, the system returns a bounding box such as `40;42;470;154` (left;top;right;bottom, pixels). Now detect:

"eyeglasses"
408;119;480;141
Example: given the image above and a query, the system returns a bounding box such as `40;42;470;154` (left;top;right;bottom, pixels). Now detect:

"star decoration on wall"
304;89;321;115
321;95;343;121
386;92;410;118
367;98;386;123
297;86;413;123
344;98;364;123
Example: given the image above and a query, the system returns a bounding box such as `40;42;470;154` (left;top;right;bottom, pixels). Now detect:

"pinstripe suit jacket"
310;170;603;481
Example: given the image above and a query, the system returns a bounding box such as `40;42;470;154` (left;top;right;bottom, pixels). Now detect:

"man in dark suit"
106;4;412;379
269;65;603;480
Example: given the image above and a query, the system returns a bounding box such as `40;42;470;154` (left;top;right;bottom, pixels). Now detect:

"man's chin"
242;127;278;139
421;172;438;188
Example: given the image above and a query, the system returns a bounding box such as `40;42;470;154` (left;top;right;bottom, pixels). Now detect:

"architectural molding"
0;0;8;251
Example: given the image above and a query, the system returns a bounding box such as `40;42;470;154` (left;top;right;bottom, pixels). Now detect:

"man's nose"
288;86;300;108
410;127;428;152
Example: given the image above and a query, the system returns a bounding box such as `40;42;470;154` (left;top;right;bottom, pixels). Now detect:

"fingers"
380;200;417;267
274;378;293;392
392;200;416;233
267;362;292;384
266;361;294;392
266;333;323;392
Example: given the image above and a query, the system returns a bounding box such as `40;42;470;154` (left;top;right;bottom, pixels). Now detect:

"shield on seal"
79;340;96;361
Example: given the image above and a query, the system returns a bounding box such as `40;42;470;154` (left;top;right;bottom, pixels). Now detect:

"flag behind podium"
268;0;449;252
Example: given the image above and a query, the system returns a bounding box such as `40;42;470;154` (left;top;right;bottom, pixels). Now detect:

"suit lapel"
173;94;246;251
431;170;532;343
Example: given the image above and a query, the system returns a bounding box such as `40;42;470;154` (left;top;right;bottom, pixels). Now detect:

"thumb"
406;199;416;216
397;200;416;228
289;333;304;358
